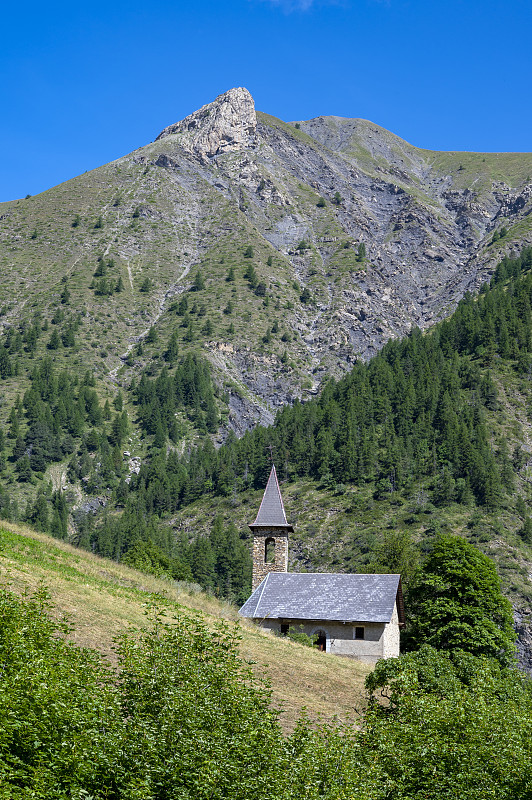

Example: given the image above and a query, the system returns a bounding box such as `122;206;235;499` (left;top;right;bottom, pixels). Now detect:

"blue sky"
2;0;531;201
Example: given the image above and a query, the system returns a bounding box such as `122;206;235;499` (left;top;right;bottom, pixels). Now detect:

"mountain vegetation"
1;247;532;616
403;534;516;664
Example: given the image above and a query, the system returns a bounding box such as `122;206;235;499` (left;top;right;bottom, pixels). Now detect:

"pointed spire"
250;465;293;531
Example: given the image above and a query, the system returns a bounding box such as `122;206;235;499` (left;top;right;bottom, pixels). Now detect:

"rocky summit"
156;87;257;162
1;88;532;432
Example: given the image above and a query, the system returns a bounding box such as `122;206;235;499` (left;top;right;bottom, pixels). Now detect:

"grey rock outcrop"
156;87;257;163
514;609;532;674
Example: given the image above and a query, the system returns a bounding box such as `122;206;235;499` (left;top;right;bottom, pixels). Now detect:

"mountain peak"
156;87;256;162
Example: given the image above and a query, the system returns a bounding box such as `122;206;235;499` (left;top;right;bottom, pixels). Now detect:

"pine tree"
191;271;205;291
520;517;532;544
16;455;32;482
191;537;215;591
164;330;179;364
47;329;60;350
243;264;258;289
28;492;49;531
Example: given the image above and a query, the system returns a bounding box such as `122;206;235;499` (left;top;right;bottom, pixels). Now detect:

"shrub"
280;625;317;647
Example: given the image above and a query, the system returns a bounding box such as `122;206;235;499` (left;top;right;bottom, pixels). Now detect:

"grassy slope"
301;114;532;192
422;150;532;189
0;520;370;731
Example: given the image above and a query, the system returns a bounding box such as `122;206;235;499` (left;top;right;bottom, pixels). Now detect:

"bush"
280;625;317;647
0;585;121;798
364;646;532;799
0;587;294;799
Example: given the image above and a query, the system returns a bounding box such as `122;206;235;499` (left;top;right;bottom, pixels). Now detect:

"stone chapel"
239;465;404;663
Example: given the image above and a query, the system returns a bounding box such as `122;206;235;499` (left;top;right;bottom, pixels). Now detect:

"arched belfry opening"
265;537;276;563
249;465;293;591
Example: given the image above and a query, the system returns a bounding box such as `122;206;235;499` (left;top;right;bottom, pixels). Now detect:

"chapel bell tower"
249;465;293;591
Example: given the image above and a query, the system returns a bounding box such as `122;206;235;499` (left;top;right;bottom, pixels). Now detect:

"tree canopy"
405;534;516;665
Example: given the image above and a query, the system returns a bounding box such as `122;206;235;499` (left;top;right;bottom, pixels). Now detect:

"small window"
280;623;289;636
265;537;275;563
355;626;365;640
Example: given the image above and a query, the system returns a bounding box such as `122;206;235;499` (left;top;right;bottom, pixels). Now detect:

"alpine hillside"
2;87;532;433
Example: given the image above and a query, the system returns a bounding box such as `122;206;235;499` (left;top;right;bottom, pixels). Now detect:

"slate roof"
239;572;404;624
249;465;293;531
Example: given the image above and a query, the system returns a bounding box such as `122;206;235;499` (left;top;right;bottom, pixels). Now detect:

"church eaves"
249;465;293;531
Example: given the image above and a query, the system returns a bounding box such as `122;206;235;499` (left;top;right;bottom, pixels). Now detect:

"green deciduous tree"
405;534;515;665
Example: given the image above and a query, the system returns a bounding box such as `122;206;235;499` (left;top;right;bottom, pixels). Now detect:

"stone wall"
382;603;400;659
260;616;399;664
251;528;288;591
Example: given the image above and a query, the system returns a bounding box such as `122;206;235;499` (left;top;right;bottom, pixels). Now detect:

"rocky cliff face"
154;92;532;371
156;87;257;163
514;609;532;673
